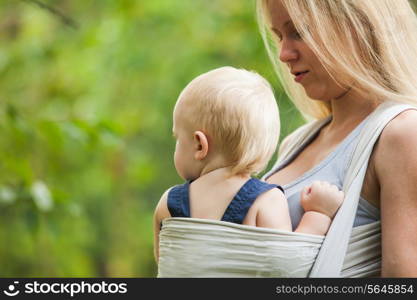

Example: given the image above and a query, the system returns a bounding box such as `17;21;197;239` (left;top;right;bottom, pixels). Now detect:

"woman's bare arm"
375;110;417;277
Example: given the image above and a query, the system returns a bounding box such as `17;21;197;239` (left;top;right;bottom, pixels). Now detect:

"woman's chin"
305;91;327;102
304;88;333;102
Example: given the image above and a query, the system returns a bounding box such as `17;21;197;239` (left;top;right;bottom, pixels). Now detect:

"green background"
2;0;386;277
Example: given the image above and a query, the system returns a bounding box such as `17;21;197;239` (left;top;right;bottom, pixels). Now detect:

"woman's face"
267;0;349;101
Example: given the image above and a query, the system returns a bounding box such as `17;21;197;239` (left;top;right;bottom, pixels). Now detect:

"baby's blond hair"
176;66;280;176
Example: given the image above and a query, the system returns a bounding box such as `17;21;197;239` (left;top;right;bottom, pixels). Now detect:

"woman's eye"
291;31;302;40
273;30;301;42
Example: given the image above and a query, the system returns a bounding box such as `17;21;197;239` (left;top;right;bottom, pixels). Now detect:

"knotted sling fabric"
157;101;415;277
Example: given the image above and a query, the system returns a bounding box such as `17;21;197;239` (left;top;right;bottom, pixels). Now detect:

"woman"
258;0;417;276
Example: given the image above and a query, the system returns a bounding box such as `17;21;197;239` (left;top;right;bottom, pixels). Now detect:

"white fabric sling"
157;101;415;277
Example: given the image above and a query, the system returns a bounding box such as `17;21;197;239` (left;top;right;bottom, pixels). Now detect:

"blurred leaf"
0;186;16;205
31;180;53;212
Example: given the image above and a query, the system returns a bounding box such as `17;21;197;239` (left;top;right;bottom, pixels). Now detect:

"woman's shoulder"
375;108;417;165
379;108;417;144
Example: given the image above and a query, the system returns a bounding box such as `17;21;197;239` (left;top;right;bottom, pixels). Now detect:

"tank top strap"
221;178;284;224
167;181;191;218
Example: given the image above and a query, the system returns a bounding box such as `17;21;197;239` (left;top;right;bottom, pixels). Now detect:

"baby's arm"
245;188;292;231
295;181;344;235
153;189;171;263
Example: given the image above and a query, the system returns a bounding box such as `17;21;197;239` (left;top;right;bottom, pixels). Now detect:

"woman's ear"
193;131;209;160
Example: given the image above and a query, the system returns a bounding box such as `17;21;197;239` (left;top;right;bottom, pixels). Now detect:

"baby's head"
173;66;280;181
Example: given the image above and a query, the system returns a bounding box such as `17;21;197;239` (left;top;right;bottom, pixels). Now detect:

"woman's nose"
279;41;299;63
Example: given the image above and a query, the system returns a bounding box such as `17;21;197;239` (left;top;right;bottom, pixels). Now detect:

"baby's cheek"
173;150;182;173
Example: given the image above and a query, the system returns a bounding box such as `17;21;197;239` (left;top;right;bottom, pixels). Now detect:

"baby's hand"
300;181;344;219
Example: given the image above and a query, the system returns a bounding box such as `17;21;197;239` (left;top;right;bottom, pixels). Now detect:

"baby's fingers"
300;185;311;201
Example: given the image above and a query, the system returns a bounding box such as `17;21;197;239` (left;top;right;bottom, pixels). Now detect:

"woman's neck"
325;89;380;134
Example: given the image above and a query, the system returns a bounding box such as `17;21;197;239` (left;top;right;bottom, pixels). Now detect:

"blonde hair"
257;0;417;120
176;66;280;176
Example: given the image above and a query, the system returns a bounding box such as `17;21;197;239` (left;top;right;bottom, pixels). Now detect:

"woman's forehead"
267;0;293;29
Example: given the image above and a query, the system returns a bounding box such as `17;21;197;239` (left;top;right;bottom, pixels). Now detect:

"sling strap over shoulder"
308;101;415;277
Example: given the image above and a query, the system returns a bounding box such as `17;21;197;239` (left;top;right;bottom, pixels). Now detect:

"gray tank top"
265;116;380;230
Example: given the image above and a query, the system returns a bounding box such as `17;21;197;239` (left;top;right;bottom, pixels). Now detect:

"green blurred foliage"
0;0;305;277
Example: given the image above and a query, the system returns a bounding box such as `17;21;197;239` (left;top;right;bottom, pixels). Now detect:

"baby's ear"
193;131;209;160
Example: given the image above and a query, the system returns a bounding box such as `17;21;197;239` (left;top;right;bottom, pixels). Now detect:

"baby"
153;66;343;261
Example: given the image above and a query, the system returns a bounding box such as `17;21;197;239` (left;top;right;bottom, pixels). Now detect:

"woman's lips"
294;71;309;82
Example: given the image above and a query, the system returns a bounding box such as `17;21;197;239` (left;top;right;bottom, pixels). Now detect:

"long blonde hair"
257;0;417;120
